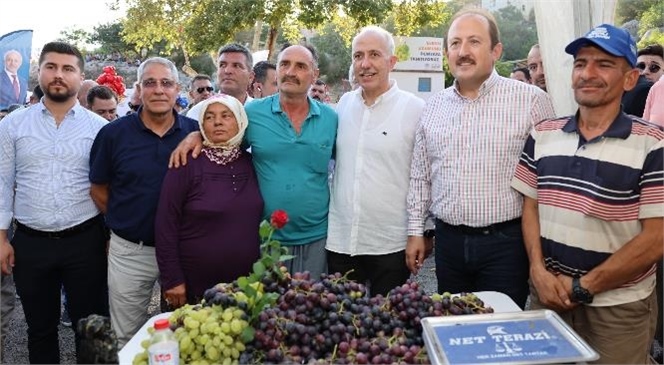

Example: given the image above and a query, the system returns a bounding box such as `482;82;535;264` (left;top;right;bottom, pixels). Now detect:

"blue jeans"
434;219;529;309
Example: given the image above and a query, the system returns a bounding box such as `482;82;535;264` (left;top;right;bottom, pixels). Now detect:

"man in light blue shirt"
171;44;337;279
0;42;109;364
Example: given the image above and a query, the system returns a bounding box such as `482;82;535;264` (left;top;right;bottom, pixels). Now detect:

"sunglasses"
636;62;661;74
196;86;214;94
128;102;140;111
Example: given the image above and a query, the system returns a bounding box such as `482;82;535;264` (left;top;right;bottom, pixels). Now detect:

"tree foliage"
616;0;659;26
616;0;664;38
311;22;352;86
493;5;538;61
56;28;92;51
392;0;450;36
89;22;138;56
121;0;203;65
637;0;664;37
120;0;388;68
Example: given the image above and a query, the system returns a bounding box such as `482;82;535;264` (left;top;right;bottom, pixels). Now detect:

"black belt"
15;215;102;239
113;231;154;247
436;217;521;235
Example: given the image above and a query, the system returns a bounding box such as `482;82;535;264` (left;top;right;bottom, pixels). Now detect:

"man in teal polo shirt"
171;44;337;278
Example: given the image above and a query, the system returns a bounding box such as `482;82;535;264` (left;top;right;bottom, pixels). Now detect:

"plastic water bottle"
148;318;179;365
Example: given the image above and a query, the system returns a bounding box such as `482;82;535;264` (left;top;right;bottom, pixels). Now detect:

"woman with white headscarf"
155;95;263;308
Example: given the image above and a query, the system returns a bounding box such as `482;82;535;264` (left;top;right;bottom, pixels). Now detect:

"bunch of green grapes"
132;304;250;365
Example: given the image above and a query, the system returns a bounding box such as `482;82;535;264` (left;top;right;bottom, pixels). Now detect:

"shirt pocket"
307;140;333;174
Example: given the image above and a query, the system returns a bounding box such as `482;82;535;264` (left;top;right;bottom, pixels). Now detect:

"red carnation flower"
270;210;289;229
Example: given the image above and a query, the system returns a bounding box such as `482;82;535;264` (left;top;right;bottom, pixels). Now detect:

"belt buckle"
47;231;63;239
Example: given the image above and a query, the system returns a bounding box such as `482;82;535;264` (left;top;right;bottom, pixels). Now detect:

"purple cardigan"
155;151;263;303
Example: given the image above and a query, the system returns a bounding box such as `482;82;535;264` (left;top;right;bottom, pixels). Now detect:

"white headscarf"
192;94;248;149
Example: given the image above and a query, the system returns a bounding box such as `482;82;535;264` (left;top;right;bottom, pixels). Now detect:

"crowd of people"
0;5;662;365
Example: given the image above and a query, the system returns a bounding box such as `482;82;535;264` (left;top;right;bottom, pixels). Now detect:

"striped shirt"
511;112;664;306
0;102;107;231
407;71;555;234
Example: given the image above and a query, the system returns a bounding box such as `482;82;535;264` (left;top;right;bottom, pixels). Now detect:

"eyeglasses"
636;62;661;74
141;79;176;89
128;102;140;111
196;86;214;94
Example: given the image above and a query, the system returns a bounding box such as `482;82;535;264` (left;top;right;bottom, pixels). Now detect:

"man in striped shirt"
511;24;663;363
0;42;109;364
406;7;555;309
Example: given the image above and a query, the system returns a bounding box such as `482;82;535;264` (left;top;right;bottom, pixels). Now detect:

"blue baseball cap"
176;95;189;108
564;23;637;67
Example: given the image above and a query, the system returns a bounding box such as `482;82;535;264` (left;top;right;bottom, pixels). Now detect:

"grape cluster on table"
133;267;493;365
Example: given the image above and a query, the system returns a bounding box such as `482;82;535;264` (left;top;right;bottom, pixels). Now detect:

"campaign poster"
0;29;33;109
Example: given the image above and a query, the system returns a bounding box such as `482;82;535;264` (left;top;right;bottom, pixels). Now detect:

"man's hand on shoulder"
169;131;203;168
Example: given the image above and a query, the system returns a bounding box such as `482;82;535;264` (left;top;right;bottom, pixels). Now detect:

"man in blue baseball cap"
511;23;663;364
564;23;638;67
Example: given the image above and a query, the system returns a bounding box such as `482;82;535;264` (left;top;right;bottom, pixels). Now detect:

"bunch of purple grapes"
241;273;442;364
202;269;494;364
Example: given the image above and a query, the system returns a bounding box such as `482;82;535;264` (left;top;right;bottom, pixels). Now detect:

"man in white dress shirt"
325;26;427;296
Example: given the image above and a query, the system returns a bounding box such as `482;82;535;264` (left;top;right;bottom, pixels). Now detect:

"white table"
117;291;520;364
472;291;522;313
118;312;171;365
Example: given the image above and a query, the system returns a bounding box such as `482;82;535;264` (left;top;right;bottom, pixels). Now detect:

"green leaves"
258;220;272;241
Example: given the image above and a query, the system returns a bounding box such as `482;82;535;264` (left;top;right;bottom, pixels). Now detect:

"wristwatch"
571;277;593;304
424;229;435;238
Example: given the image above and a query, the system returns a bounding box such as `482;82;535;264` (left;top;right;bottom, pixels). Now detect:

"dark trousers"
12;218;109;364
326;250;410;297
657;259;662;343
434;219;529;309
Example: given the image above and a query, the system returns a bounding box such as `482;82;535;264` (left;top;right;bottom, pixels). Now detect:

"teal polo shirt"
245;94;338;245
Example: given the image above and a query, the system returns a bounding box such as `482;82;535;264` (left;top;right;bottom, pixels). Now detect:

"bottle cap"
154;318;170;330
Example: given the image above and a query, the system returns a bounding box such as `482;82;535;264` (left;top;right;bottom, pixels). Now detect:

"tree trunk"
181;49;197;77
266;26;280;62
251;20;263;52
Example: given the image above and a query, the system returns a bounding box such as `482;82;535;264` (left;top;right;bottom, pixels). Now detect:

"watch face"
573;286;592;304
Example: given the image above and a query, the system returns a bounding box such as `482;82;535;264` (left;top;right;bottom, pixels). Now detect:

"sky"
0;0;126;57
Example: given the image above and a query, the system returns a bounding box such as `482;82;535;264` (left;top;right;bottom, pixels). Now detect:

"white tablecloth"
117;291;520;364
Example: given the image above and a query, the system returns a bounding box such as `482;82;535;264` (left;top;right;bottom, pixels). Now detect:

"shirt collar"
135;108;183;133
452;69;500;99
355;79;398;105
270;94;321;117
39;100;82;117
562;110;633;139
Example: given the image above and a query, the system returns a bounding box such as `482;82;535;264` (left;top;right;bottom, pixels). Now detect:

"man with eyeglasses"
185;74;214;111
637;44;663;83
89;57;199;347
